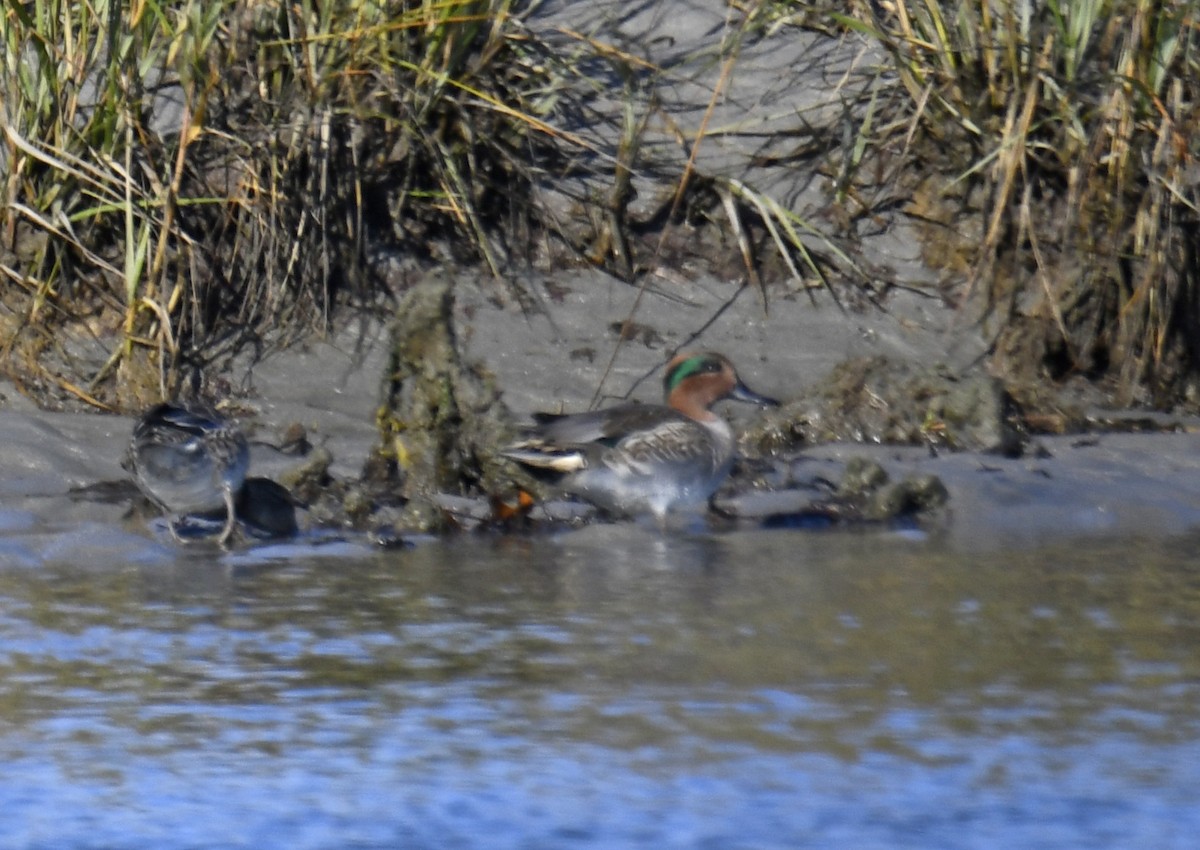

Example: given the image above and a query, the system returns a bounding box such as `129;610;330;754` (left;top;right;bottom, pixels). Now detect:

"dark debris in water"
759;510;838;531
146;476;301;544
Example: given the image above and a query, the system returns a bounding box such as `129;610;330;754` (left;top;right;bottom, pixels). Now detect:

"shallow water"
2;522;1198;849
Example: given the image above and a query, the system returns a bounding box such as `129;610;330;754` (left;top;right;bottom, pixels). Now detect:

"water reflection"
0;526;1197;847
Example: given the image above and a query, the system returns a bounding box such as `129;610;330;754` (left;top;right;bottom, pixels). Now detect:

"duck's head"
663;352;778;420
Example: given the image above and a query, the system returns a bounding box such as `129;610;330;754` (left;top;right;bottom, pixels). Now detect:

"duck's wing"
133;403;226;443
503;404;686;476
530;403;681;446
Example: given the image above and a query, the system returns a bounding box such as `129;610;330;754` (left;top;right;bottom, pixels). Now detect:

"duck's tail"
500;441;589;476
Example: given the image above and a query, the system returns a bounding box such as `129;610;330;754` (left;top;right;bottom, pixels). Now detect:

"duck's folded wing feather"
602;419;716;474
532;404;682;446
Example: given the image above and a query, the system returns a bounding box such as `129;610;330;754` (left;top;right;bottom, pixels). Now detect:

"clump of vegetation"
842;0;1199;406
1;0;580;408
5;0;1196;415
2;0;884;411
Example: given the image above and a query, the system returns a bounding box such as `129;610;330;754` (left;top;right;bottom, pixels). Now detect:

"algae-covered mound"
368;276;516;530
746;356;1025;457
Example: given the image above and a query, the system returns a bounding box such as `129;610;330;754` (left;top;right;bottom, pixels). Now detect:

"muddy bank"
0;0;1191;554
2;270;1199;564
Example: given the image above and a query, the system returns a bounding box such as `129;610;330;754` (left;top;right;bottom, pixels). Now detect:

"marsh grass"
4;0;856;409
840;0;1200;404
1;0;584;407
2;0;224;406
8;0;1195;411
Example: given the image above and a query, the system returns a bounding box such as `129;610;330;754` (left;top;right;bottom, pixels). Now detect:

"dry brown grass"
1;0;583;408
843;0;1200;405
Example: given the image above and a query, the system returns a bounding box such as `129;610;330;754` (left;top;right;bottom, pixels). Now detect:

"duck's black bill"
730;382;779;407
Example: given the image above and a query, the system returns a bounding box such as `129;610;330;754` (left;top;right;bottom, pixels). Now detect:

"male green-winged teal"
502;352;777;522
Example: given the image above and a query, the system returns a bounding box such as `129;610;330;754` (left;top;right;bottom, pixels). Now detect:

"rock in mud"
278;445;333;504
836;455;889;499
820;457;948;523
861;472;949;522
